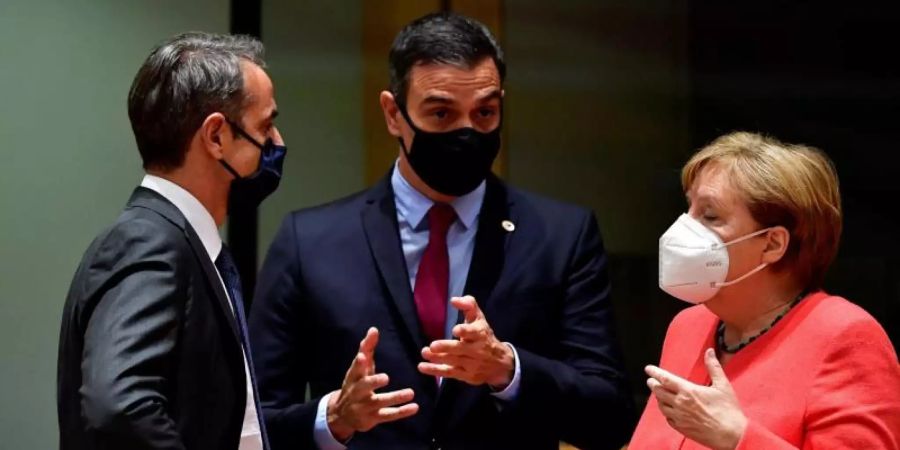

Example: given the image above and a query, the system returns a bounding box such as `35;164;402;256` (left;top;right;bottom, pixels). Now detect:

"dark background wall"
613;1;900;408
687;1;900;345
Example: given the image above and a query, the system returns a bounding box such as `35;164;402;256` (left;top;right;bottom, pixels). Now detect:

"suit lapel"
360;175;426;353
184;229;243;349
436;176;516;431
127;187;243;355
458;174;514;322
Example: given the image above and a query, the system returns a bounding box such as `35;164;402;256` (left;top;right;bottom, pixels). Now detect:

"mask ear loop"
714;262;768;288
225;119;265;149
711;226;773;250
711;226;774;287
219;159;242;179
393;97;421;157
220;119;269;179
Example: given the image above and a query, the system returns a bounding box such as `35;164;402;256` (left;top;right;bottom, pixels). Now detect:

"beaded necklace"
716;291;807;354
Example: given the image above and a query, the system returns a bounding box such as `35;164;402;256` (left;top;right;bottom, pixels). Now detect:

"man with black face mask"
250;12;633;450
57;32;285;450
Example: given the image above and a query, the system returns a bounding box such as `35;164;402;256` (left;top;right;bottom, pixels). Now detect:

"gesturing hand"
418;296;515;389
645;348;747;450
327;327;419;442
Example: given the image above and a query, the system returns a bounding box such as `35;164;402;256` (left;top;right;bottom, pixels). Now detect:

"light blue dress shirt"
313;163;521;450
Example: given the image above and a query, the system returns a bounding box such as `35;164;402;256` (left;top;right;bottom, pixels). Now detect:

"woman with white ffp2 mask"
629;131;900;450
659;213;773;304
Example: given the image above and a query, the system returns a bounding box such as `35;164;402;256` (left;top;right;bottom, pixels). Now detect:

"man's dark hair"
127;32;265;171
389;12;505;106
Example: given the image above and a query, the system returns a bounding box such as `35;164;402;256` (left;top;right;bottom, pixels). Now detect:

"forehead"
407;58;500;97
690;163;738;203
240;60;275;109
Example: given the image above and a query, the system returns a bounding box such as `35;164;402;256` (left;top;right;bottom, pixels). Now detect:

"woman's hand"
645;348;748;450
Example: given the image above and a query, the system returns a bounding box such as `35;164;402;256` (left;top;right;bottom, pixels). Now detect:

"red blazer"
629;291;900;449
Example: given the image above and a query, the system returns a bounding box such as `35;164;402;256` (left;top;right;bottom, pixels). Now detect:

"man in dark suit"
57;32;286;450
250;12;634;450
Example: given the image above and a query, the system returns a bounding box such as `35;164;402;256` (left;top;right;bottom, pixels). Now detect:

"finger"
421;348;470;367
345;352;369;383
704;348;730;389
428;339;473;355
417;362;467;381
359;327;380;374
375;403;419;423
656;398;678;419
356;373;390;392
647;378;677;406
452;323;487;342
360;327;379;356
644;365;689;392
450;296;482;323
370;388;415;409
646;375;678;395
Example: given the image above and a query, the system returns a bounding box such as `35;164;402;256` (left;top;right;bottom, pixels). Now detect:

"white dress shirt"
141;174;263;450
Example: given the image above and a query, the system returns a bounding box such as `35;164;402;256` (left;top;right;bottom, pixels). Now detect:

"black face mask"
397;103;501;197
220;119;287;208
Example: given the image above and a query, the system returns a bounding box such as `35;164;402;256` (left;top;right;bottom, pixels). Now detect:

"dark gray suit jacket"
57;187;247;450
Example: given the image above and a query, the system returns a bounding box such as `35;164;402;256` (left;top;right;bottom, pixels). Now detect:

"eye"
701;209;720;222
434;109;449;119
478;107;495;118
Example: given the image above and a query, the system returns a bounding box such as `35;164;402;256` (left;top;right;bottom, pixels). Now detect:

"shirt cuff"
490;343;521;402
313;393;348;450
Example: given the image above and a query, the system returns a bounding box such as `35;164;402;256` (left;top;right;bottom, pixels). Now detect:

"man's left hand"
418;296;515;389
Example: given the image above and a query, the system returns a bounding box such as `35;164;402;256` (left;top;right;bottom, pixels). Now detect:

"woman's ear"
761;226;790;265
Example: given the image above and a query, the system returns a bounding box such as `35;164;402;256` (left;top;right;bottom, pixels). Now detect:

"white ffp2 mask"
659;213;771;304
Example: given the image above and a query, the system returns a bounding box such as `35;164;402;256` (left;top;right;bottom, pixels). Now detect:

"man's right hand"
326;327;419;442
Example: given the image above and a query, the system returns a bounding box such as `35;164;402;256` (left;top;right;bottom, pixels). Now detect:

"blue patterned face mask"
220;119;287;207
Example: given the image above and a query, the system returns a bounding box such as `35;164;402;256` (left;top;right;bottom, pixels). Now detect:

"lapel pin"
501;220;516;232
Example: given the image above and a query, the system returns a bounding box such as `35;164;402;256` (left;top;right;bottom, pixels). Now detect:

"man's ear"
380;91;403;138
761;226;790;265
199;112;229;159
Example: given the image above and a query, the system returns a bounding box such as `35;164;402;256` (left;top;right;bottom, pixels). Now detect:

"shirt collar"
140;174;223;260
391;160;485;231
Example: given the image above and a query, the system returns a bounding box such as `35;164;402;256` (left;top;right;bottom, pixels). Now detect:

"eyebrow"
421;95;454;105
476;90;503;103
420;88;503;105
692;194;727;210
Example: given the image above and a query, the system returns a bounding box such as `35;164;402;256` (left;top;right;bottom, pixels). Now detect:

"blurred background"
1;1;897;447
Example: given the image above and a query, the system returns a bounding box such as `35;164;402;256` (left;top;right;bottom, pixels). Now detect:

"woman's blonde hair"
682;131;842;289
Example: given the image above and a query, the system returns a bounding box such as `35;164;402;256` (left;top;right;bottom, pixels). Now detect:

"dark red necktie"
414;203;456;343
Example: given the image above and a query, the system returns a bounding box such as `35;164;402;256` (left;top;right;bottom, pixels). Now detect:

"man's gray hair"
127;32;265;170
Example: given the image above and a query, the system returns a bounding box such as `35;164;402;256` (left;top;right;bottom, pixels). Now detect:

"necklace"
716;291;807;354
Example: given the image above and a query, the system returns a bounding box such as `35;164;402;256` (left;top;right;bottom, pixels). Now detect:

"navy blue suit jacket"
249;173;635;450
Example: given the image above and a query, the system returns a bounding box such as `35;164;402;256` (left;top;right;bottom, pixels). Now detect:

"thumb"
360;327;380;355
359;327;379;374
451;296;481;323
704;348;731;389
